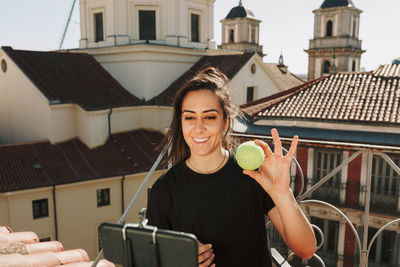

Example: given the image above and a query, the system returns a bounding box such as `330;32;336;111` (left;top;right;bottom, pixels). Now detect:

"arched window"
326;20;333;37
323;60;331;74
352;60;356;72
229;29;234;43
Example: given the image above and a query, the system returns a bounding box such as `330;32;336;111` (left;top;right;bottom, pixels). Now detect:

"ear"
223;117;230;133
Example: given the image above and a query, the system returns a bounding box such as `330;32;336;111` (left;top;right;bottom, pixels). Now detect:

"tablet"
99;222;198;267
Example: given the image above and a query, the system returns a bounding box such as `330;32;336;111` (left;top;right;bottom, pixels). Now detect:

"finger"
286;135;298;160
199;252;215;267
271;128;282;156
254;139;273;157
198;249;213;264
198;243;212;255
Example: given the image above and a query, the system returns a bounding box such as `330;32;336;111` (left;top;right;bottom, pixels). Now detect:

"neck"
187;148;228;174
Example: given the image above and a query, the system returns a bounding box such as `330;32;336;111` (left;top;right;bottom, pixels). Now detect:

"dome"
320;0;354;9
225;1;255;19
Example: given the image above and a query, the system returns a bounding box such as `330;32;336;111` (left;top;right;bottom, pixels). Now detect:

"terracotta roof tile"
0;129;166;193
264;63;305;90
2;47;142;111
146;53;255;106
241;66;400;126
0;226;114;267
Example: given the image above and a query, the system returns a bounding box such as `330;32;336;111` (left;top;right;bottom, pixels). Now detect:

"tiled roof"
264;63;305;90
2;46;142;111
0;226;114;267
146;53;255;106
320;0;354;9
241;66;400;126
373;64;400;77
0;129;166;193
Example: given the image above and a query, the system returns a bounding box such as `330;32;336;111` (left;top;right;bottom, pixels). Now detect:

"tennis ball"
235;141;265;170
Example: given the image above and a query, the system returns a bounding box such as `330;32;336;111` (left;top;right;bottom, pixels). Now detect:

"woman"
147;67;316;267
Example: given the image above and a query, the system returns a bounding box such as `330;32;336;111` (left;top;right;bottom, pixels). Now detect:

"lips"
193;137;209;143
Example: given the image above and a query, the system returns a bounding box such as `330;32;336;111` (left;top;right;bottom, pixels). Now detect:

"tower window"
353;21;357;38
32;199;49;219
191;14;200;42
229;29;234;43
94;13;104;42
326;20;333;37
139;10;156;40
322;60;331;74
352;60;356;72
246;87;255;103
251;26;256;43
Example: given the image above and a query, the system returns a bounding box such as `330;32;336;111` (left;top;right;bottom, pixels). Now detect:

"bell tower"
79;0;216;50
218;1;263;55
306;0;365;80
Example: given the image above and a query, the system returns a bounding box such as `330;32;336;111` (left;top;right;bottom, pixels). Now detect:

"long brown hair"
163;67;242;164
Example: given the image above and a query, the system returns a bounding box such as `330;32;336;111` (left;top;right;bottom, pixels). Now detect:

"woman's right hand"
198;241;215;267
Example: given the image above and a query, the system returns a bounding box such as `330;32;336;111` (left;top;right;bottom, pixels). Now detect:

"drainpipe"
121;175;125;215
52;184;58;240
108;108;112;137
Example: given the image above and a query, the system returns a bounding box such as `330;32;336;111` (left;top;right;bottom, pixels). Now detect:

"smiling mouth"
193;137;209;143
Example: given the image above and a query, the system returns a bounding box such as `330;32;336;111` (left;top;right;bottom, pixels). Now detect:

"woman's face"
181;89;228;158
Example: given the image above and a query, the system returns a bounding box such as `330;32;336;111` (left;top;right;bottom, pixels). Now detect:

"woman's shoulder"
151;162;185;190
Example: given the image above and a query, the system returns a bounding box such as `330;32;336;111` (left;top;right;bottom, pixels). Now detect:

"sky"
0;0;399;75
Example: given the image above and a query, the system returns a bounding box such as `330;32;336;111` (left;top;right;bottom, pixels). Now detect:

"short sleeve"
146;182;172;230
264;192;275;214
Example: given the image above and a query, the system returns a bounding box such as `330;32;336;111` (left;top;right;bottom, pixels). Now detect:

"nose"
194;118;205;133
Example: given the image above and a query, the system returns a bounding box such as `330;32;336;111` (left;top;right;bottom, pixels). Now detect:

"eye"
184;116;195;120
205;116;217;120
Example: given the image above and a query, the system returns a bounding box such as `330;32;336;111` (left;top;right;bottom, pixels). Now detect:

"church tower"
306;0;365;80
218;1;263;55
79;0;216;50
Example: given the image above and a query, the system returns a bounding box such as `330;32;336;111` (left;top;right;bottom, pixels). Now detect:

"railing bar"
301;199;362;256
377;152;400;177
298;151;362;201
366;218;400;259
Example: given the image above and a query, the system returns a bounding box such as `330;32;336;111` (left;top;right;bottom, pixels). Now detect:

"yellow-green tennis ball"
235;141;265;170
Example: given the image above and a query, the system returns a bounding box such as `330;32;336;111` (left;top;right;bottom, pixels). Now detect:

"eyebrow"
182;109;219;114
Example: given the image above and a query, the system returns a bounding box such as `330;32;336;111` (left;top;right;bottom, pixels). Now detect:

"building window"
311;217;339;266
251;26;256;43
313;149;342;203
191;14;200;42
97;188;110;207
229;29;234;43
322;60;331;74
352;60;356;72
368;228;398;265
326;20;333;37
139;10;156;40
32;199;49;219
353;21;357;38
94;12;104;42
246;86;255;103
370;155;400;214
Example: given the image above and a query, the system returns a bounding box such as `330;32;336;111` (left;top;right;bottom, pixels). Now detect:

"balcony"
309;37;362;49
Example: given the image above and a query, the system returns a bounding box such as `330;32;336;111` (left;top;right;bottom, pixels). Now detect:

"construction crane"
59;0;77;50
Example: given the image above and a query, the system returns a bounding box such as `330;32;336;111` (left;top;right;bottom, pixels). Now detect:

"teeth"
193;137;208;143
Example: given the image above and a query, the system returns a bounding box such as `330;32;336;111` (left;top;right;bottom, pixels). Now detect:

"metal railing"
270;148;400;267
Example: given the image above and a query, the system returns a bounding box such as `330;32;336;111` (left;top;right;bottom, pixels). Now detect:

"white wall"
230;55;280;105
0;51;51;144
90;45;204;101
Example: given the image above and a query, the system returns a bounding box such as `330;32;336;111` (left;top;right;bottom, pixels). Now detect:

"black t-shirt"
147;153;275;267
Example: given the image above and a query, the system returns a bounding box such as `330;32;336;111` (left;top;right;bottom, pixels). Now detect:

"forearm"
270;189;316;259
